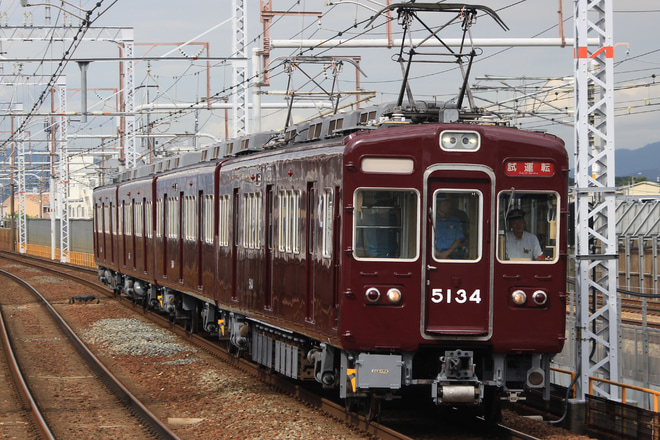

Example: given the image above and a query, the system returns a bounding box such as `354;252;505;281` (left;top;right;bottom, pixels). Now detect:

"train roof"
104;3;520;186
110;100;515;184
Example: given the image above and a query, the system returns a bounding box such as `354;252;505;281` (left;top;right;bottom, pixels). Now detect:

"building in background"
1;193;50;221
619;181;660;197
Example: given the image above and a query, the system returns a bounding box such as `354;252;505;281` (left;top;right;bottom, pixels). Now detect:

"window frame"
496;190;560;264
431;188;483;263
352;188;420;261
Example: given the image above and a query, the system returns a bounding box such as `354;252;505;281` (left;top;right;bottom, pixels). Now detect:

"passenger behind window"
434;195;464;259
505;209;544;261
362;193;400;258
449;198;469;259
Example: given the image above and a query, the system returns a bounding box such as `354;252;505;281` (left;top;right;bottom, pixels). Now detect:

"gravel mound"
82;318;197;356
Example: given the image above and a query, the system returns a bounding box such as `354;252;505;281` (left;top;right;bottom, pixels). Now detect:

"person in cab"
505;209;544;261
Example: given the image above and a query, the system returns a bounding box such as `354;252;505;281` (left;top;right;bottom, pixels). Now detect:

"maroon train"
93;100;568;418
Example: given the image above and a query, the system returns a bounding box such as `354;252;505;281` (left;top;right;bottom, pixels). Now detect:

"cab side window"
498;192;559;262
354;189;418;260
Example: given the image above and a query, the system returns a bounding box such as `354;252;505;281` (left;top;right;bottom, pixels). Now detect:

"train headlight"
386;288;402;304
441;134;458;148
365;287;381;304
511;289;527;306
532;290;548;306
440;130;481;151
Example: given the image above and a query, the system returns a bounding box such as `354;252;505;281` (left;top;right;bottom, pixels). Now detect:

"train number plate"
430;288;482;304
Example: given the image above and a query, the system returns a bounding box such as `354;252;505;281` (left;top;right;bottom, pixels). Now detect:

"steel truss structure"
0;74;61;256
56;81;69;263
0;26;136;169
233;0;249;137
16;117;25;253
573;0;619;401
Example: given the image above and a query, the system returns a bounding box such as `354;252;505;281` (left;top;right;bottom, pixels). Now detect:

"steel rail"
0;287;55;440
0;267;181;440
0;251;556;439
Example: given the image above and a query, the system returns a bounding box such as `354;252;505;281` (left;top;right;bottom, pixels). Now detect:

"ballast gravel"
82;318;197;357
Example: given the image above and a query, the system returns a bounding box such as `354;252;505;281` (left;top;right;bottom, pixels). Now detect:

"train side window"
104;204;110;233
126;201;133;236
167;197;179;239
184;195;197;241
156;199;163;238
145;201;153;238
243;193;261;249
354;189;419;260
218;195;230;246
432;191;481;262
135;201;143;237
111;203;117;235
322;188;334;258
93;205;98;233
203;195;213;244
278;190;300;253
497;192;559;263
118;202;124;236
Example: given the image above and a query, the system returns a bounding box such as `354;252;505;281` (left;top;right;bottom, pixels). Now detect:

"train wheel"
483;387;502;427
364;393;381;422
189;302;200;334
344;396;359;413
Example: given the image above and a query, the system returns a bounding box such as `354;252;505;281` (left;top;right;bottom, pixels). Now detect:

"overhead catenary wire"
2;1;658;167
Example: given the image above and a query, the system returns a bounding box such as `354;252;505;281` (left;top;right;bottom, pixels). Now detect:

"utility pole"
233;0;248;137
573;0;619;401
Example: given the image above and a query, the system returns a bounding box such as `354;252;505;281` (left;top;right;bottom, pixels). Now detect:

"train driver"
434;195;465;259
505;209;544;260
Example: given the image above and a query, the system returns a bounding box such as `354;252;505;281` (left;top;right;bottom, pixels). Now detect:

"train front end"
338;122;568;413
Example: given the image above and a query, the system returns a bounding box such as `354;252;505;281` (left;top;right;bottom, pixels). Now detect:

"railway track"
0;252;577;439
0;292;52;439
0;267;178;440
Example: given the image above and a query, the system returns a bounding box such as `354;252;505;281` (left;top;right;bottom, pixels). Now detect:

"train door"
142;197;148;274
305;182;316;322
178;191;184;282
197;190;203;288
162;195;168;279
110;201;115;264
232;188;239;301
121;201;127;268
131;199;136;271
265;185;273;310
100;203;106;261
423;169;494;337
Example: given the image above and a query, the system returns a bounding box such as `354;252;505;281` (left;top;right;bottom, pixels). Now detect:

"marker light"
365;287;381;304
527;369;545;387
386;288;402;304
532;290;548;306
511;289;527;306
440;130;481;151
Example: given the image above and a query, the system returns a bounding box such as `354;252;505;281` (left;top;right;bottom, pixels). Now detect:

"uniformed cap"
507;209;525;221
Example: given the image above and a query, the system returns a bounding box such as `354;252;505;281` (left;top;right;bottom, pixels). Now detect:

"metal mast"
122;29;137;169
574;0;619;400
232;0;249;137
16;116;26;254
56;80;70;263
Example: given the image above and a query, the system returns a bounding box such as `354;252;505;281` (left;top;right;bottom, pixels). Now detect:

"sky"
0;0;658;177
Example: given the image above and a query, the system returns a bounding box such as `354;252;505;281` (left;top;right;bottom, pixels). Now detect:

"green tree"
616;176;648;187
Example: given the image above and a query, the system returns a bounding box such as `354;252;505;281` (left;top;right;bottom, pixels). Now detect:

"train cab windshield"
354;189;419;260
498;191;559;263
